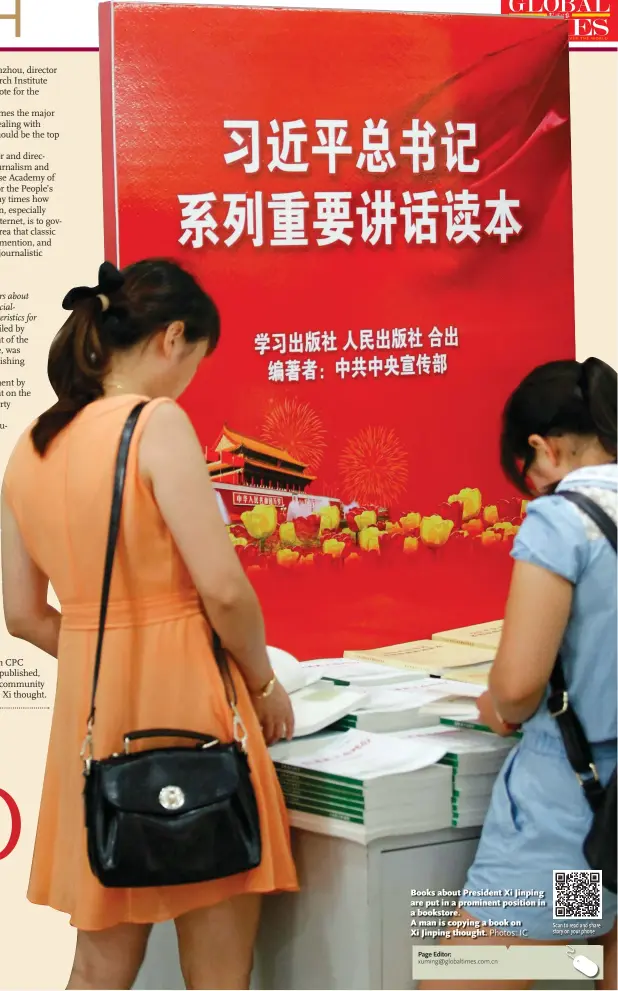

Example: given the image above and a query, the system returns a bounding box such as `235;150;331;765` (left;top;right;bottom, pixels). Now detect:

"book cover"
343;640;494;672
432;620;503;651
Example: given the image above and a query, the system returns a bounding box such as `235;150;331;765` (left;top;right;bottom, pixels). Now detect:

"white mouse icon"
572;954;599;979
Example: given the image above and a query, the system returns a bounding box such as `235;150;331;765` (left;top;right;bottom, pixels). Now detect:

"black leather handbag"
547;489;617;894
81;402;262;888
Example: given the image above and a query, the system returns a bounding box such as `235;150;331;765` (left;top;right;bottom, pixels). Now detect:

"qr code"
553;870;602;919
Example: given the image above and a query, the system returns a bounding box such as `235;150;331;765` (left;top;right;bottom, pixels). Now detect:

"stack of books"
269;729;453;843
399;724;517;828
433;620;503;652
302;658;427;687
343;639;495;687
331;677;484;733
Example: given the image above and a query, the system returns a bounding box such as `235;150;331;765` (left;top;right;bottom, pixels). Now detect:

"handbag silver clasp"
231;703;249;754
80;719;94;775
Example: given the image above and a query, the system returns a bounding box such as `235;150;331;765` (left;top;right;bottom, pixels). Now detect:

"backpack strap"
557;489;617;551
547;490;617;812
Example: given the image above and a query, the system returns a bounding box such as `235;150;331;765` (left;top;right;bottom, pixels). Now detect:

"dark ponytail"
31;259;220;456
580;356;617;458
501;357;617;494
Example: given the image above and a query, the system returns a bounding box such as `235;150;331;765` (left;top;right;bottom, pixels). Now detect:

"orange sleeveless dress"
3;395;298;931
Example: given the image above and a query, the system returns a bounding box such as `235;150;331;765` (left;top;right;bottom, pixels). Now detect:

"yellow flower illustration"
322;538;346;558
241;505;278;540
279;522;298;546
462;519;484;537
448;487;482;521
358;526;381;552
345;552;361;565
386;521;403;534
481;529;502;547
300;553;315;566
400;512;421;533
494;522;518;537
355;510;377;531
230;535;248;548
318;505;341;533
420;515;454;548
277;548;300;568
483;505;499;526
404;536;419;554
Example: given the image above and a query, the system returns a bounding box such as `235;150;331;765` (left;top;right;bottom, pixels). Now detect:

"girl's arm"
488;559;572;726
1;490;61;657
138;401;275;695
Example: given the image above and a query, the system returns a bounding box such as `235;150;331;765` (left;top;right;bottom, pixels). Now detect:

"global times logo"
0;0;21;39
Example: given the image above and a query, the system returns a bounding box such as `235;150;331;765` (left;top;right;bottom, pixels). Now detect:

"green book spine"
275;765;364;796
276;771;365;812
439;718;522;739
439;755;459;768
332;715;358;730
284;795;365;826
273;762;363;789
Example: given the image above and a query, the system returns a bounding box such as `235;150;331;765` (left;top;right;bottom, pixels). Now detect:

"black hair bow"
62;262;125;311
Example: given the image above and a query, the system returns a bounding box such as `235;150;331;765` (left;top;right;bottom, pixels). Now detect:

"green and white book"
331;677;483;733
301;657;427;687
270;729;453;842
452;772;496;800
438;716;522;740
397;725;517;775
267;646;368;737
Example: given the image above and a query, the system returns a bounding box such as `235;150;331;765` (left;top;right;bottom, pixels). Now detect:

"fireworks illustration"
262;399;327;472
339;426;408;506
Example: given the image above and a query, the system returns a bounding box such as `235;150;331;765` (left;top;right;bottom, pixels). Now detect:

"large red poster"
99;4;574;659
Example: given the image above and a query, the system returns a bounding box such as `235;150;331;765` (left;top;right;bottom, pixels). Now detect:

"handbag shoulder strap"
547;488;617;812
81;399;248;761
86;401;148;733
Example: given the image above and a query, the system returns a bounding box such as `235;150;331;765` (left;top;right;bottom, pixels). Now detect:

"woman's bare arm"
488;560;572;725
138;401;274;694
1;490;60;657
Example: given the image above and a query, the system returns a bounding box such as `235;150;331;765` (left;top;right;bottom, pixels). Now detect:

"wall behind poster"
0;5;616;990
101;3;575;659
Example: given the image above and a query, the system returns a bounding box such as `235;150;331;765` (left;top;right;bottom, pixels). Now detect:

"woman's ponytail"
31;263;126;455
578;356;617;461
31;258;220;456
31;299;111;455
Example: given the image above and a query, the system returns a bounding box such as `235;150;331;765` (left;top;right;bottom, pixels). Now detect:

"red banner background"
100;4;575;659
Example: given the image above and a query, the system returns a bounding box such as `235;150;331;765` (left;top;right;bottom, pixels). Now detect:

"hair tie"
62;261;124;311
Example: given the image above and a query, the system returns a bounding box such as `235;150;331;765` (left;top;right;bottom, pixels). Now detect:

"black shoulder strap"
84;400;239;743
547;489;617;812
87;402;148;730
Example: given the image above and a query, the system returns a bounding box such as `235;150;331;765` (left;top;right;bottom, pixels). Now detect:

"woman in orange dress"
1;259;298;990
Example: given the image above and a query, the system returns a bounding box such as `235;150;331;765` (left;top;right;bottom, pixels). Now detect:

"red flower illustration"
294;514;321;540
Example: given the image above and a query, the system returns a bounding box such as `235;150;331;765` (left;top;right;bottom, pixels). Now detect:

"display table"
134;824;480;991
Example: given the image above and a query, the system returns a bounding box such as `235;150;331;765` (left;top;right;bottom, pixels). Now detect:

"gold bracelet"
253;674;277;699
